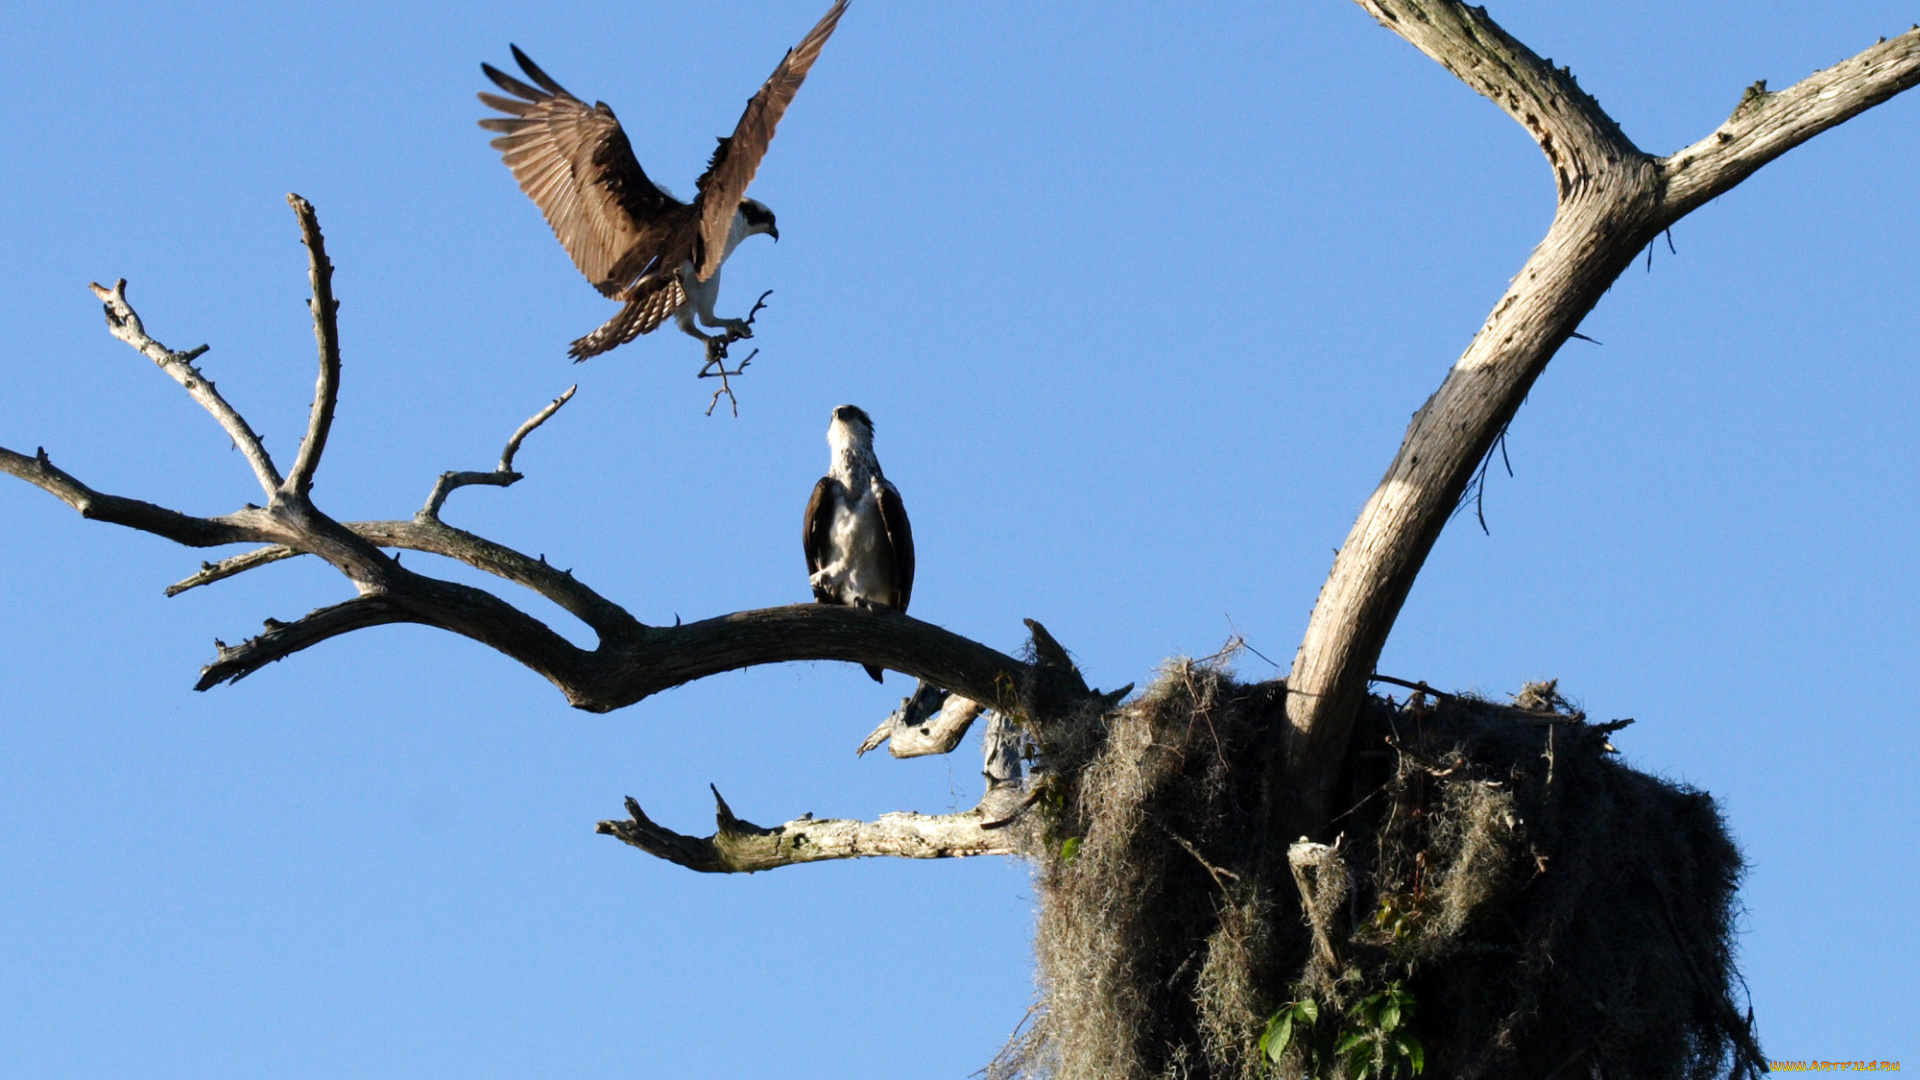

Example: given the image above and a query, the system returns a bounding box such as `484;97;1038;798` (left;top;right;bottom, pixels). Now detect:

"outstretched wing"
803;477;840;601
875;479;914;613
692;0;850;280
480;46;689;296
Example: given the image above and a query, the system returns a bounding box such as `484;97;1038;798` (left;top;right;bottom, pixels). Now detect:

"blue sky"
2;2;1915;1076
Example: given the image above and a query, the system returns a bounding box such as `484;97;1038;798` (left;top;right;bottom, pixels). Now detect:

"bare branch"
284;194;341;500
582;605;1042;715
195;571;600;696
197;594;412;688
596;786;1023;873
498;385;575;474
0;445;279;548
152;533;1069;715
857;679;987;757
1286;2;1920;832
166;544;299;595
700;348;755;418
87;278;283;495
1662;29;1920;217
1352;0;1642;198
163;515;639;640
352;517;638;638
702;289;771;363
144;540;1044;712
420;385;576;519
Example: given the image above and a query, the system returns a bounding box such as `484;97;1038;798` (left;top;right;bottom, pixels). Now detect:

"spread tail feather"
568;278;684;360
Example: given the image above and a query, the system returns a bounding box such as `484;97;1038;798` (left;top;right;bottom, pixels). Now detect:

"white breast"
825;483;891;604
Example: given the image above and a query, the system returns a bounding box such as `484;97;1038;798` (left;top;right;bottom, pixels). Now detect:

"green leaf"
1400;1033;1426;1075
1260;1011;1295;1063
1059;837;1081;864
1297;999;1320;1025
1379;997;1400;1032
1336;1031;1371;1056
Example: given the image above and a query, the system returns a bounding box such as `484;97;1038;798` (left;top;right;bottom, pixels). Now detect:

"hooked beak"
769;226;780;243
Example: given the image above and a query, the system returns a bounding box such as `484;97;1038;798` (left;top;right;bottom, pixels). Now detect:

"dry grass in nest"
990;665;1760;1080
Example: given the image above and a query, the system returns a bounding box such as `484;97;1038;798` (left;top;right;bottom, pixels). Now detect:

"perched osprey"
804;405;914;683
478;0;849;360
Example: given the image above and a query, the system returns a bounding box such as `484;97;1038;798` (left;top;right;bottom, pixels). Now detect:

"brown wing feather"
803;477;840;602
875;479;914;613
692;0;850;280
568;275;686;360
479;46;691;295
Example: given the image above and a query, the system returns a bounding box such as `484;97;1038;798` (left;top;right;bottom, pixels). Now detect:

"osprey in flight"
804;405;914;683
478;0;849;360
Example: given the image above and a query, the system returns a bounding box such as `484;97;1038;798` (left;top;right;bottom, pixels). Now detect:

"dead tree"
4;3;1917;1077
1279;2;1920;835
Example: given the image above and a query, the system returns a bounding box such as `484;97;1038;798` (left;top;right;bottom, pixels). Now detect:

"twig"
1386;734;1458;777
1369;673;1457;700
88;278;283;495
975;1003;1044;1080
499;385;575;472
1166;826;1241;892
703;289;772;360
697;290;771;414
1454;423;1514;535
420;385;576;520
701;349;757;418
166;545;299;596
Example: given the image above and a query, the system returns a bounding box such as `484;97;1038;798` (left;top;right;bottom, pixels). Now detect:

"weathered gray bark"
596;790;1025;873
857;679;988;757
598;697;1034;872
1283;2;1920;831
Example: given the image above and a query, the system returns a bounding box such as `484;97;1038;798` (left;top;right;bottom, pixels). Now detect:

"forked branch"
1286;2;1920;831
420;384;577;519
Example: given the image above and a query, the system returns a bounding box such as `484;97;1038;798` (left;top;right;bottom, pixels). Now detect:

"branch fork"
1284;2;1920;832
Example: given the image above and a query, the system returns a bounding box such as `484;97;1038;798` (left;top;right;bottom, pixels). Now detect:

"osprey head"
740;198;778;242
828;404;875;450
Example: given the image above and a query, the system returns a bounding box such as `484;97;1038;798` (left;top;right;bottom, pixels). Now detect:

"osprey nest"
989;663;1762;1080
